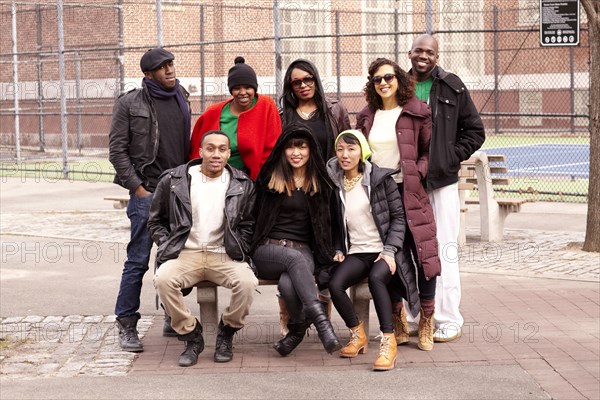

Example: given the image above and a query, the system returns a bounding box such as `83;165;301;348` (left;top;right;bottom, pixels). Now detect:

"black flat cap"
140;48;174;72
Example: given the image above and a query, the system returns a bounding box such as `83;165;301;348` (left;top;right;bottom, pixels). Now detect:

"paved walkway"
0;178;598;399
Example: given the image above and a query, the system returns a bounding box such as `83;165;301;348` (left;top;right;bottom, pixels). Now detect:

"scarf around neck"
143;77;191;156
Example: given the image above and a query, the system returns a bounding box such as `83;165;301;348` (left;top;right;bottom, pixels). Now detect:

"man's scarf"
144;77;191;156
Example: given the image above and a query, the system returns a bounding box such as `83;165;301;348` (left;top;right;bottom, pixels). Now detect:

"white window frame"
437;0;484;79
279;1;332;77
361;0;412;75
518;0;539;27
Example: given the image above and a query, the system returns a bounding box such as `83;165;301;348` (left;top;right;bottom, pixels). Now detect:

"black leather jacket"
108;82;191;192
415;66;485;190
148;159;256;267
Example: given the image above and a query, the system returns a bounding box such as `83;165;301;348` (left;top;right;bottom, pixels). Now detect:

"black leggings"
329;253;394;334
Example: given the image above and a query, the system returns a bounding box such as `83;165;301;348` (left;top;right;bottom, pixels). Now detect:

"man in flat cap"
109;48;191;352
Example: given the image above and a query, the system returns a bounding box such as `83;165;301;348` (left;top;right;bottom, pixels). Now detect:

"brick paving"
1;208;599;399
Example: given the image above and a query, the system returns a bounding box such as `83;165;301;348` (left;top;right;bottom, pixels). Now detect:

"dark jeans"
329;253;394;333
115;193;154;319
253;243;319;324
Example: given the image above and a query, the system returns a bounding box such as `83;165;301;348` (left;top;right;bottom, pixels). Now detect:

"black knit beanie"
227;56;258;93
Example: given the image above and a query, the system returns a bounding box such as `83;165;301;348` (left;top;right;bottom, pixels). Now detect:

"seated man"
148;130;258;367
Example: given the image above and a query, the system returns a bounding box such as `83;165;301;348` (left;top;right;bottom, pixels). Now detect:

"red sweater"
189;95;282;180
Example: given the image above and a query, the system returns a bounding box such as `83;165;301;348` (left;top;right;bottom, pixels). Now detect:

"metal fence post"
200;4;206;112
57;0;69;178
36;3;45;152
273;0;282;102
426;0;433;34
11;0;20;162
75;52;82;152
118;0;125;94
569;46;575;135
335;10;341;101
493;6;499;134
156;0;163;47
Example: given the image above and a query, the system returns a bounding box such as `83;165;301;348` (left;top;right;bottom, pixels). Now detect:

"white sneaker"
433;324;462;343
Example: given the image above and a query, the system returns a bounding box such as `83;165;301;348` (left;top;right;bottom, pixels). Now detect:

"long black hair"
258;122;332;196
280;60;334;146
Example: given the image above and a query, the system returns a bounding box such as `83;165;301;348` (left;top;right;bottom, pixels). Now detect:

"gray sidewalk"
1;177;598;399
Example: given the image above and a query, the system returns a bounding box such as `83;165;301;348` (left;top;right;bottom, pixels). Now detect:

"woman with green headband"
326;129;410;371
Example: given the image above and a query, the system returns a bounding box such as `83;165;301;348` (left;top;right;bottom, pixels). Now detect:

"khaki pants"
154;249;258;335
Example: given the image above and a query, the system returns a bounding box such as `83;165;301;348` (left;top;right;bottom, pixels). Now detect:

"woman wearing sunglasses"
280;59;351;161
355;58;441;352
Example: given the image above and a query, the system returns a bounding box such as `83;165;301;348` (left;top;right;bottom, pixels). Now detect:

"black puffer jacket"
108;82;191;192
251;124;336;267
148;159;256;266
326;158;420;317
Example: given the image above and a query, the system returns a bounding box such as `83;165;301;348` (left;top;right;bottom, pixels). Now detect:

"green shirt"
219;97;258;171
415;78;433;104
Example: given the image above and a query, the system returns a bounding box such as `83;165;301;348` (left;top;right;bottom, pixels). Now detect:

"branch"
581;0;598;23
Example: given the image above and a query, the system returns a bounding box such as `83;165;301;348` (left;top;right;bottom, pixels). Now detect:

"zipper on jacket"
224;185;247;262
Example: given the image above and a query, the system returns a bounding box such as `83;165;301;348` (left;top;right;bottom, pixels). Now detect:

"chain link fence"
0;1;590;201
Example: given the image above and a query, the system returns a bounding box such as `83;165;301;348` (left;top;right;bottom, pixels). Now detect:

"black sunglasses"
291;76;316;88
371;73;397;84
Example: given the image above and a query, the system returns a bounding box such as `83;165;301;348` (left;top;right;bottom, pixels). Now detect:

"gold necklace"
343;173;362;192
296;107;316;120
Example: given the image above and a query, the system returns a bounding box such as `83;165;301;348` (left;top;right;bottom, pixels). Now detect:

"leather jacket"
148;159;256;267
108;82;191;192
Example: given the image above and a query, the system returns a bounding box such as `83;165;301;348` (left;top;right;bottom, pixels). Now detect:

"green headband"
335;129;372;162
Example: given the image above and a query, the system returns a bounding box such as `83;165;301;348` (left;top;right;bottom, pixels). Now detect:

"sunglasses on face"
291;76;316;88
371;73;397;85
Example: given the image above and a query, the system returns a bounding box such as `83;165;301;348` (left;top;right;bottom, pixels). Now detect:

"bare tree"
581;0;599;252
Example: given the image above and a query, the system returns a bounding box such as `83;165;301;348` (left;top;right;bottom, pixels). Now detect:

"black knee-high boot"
304;302;342;354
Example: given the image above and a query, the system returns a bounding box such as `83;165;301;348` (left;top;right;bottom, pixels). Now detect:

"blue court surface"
482;144;590;179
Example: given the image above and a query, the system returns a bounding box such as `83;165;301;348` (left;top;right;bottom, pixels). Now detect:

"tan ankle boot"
418;309;434;351
373;333;397;371
340;321;368;358
393;307;410;345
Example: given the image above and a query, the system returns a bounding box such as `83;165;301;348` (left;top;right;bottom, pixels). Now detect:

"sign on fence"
540;0;580;46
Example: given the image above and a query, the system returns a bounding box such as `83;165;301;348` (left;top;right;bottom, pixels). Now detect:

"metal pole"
200;5;206;112
273;0;282;102
36;3;45;152
425;0;433;34
118;0;125;94
394;7;399;64
156;0;163;47
75;53;82;152
57;0;69;178
335;11;341;101
11;0;21;162
493;6;499;134
569;46;575;135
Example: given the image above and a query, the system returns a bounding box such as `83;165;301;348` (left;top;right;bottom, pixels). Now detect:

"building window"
437;0;484;79
279;1;332;76
519;90;542;126
518;0;539;26
361;1;412;74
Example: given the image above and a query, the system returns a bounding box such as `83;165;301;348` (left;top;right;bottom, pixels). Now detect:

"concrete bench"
195;278;372;345
458;151;532;243
103;195;129;209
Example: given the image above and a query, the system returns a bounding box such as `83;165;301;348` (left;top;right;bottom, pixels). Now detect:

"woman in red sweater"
189;57;282;180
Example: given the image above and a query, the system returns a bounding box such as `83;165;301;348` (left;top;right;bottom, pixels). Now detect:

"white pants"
406;182;464;329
